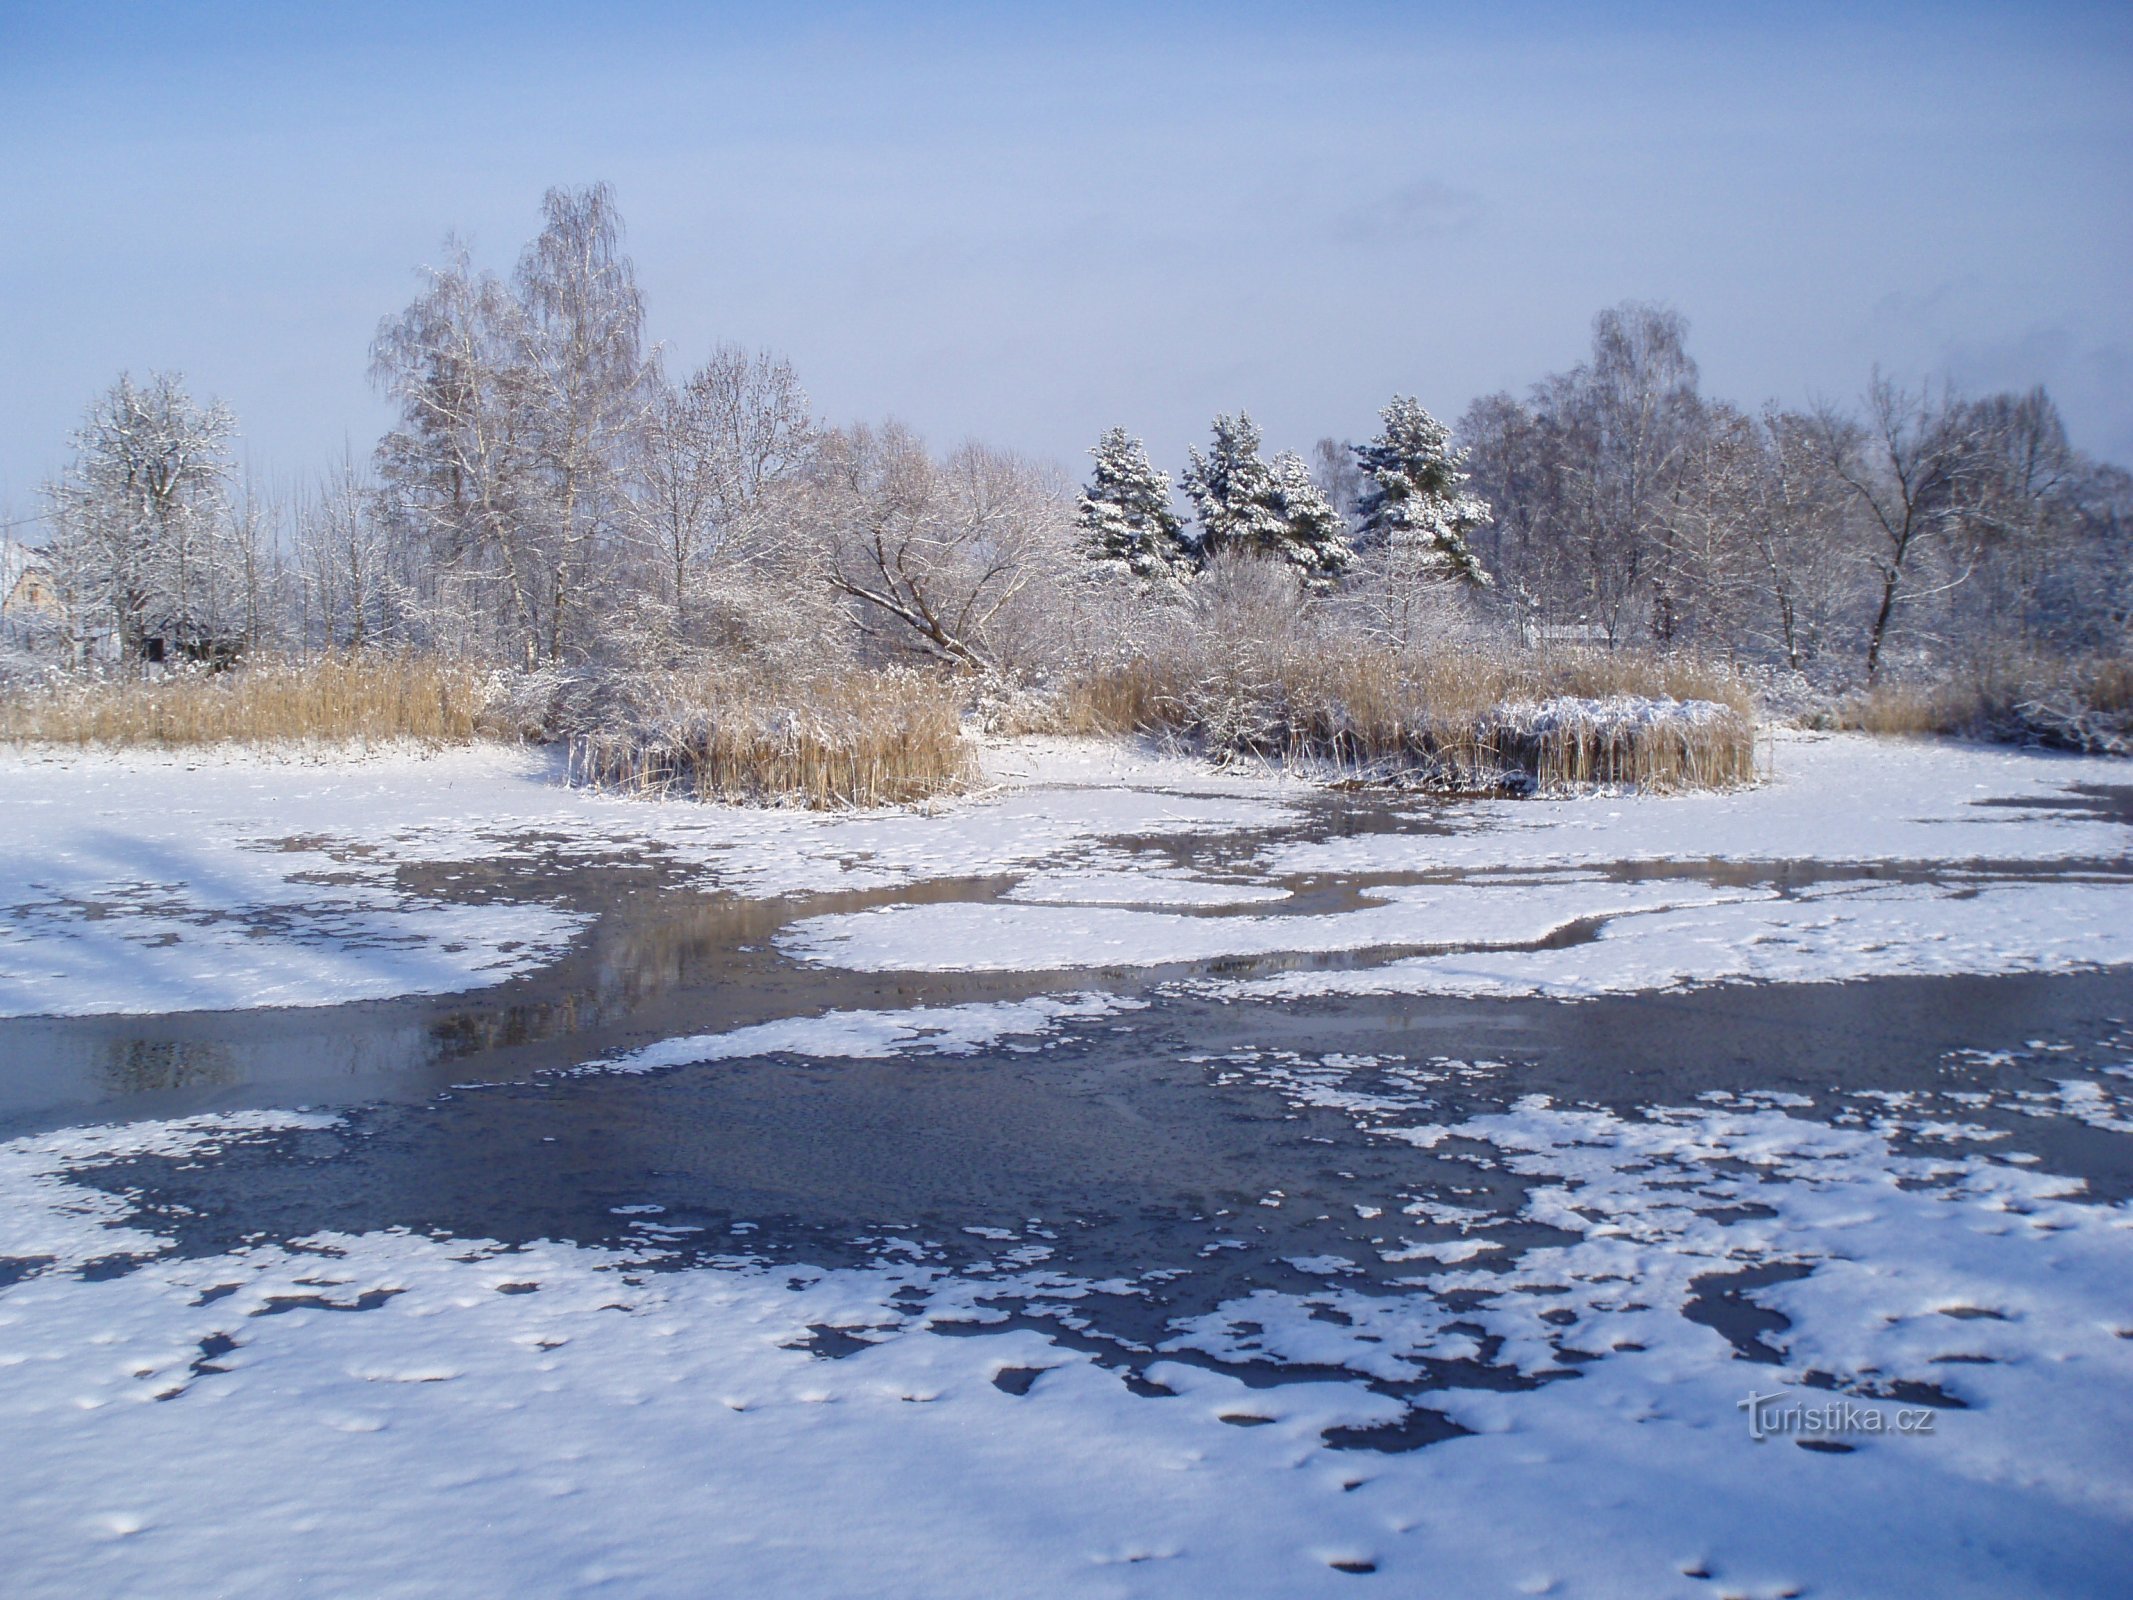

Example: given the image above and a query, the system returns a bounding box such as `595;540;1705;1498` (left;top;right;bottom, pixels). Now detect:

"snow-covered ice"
783;877;1749;972
4;1043;2129;1597
0;739;1293;1018
565;992;1146;1077
3;732;2127;1016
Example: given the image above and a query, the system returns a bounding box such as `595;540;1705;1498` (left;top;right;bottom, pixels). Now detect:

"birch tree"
373;184;653;666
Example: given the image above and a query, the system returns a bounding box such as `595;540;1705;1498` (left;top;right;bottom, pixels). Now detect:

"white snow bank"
785;733;2131;990
3;731;2127;1016
0;740;1296;1018
1260;731;2132;877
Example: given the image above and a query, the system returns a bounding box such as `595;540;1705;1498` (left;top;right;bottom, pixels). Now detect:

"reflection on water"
0;860;1031;1130
102;1037;241;1097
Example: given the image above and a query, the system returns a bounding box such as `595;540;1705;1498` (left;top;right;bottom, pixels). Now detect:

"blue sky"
2;1;2128;512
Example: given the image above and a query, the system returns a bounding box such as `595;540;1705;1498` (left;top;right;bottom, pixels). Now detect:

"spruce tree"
1352;395;1492;585
1078;427;1193;582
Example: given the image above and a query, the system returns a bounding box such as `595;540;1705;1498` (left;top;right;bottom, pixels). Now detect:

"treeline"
1441;305;2130;679
11;185;2128;704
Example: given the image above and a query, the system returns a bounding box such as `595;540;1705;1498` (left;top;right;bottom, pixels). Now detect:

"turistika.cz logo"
1738;1388;1937;1443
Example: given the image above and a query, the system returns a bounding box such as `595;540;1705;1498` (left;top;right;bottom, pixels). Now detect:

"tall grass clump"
0;655;488;747
568;669;974;809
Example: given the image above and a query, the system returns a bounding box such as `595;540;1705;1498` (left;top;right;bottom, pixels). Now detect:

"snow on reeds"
0;655;488;747
1036;646;1757;792
1478;694;1756;791
567;669;974;809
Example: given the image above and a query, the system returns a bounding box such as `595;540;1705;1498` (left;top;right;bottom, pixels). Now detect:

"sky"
2;0;2128;517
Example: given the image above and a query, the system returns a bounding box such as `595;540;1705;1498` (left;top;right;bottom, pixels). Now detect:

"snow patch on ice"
568;992;1146;1077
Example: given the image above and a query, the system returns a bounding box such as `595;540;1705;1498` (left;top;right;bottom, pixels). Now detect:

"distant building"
1519;619;1612;648
0;538;59;620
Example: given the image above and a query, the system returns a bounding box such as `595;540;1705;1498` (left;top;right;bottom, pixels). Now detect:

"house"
0;538;59;620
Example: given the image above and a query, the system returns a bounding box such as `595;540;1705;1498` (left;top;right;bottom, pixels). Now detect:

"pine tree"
1353;395;1492;585
1078;427;1193;582
1181;413;1282;561
1182;412;1352;589
1266;450;1353;590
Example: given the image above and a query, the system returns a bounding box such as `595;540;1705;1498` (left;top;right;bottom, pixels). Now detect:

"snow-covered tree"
45;372;242;661
809;423;1076;672
1181;413;1283;560
1266;450;1353;590
632;345;815;630
1353;395;1491;585
1182;413;1351;590
1078;427;1192;583
373;183;656;667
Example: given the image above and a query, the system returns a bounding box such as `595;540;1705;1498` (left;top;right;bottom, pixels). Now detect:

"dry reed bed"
0;656;488;747
1839;655;2133;755
568;670;974;809
0;648;1759;804
1045;647;1758;792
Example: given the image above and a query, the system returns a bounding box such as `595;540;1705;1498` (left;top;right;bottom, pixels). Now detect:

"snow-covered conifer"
1183;413;1352;590
1266;450;1353;590
1180;413;1283;561
1353;395;1492;585
1077;427;1193;582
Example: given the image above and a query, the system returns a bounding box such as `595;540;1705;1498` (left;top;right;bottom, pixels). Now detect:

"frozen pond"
3;735;2132;1597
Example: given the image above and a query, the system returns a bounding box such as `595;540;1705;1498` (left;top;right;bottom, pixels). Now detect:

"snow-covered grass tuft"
1481;694;1756;791
566;668;976;809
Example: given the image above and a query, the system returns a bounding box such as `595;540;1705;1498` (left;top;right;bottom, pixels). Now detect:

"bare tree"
631;346;814;629
297;458;408;650
1813;373;1981;679
1735;407;1854;672
1310;437;1365;529
513;183;655;662
1953;387;2080;650
810;424;1073;671
1457;305;1704;647
372;244;541;662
